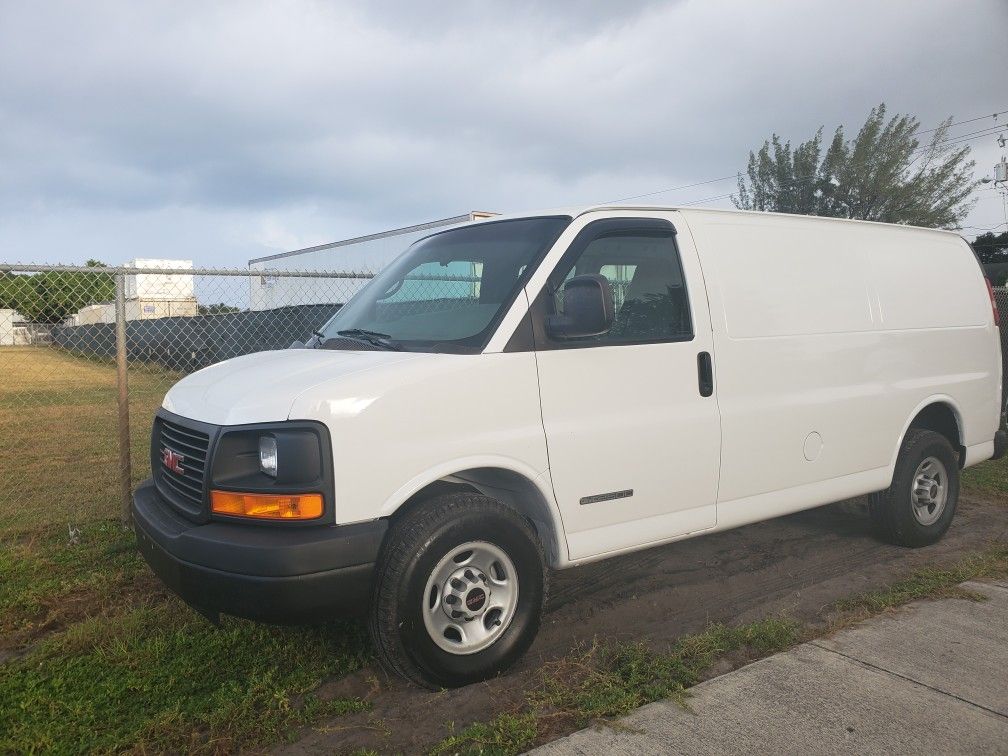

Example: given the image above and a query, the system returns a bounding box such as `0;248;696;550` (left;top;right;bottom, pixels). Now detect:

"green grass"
962;457;1008;497
532;618;800;725
0;348;373;754
431;713;540;756
0;346;170;531
0;604;370;754
0;521;374;755
0;521;144;647
832;542;1008;616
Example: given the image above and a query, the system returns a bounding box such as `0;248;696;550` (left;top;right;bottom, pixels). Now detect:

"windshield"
318;216;570;353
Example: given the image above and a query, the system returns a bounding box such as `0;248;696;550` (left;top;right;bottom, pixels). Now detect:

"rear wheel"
369;493;547;689
870;428;959;547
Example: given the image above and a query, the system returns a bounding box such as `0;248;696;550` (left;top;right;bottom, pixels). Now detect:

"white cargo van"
132;206;1005;688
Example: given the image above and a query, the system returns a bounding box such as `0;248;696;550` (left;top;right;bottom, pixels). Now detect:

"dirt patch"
277;494;1008;754
1;571;168;654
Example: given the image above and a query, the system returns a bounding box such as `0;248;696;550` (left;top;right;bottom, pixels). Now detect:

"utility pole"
995;155;1008;231
995;117;1008;230
979;118;1008;232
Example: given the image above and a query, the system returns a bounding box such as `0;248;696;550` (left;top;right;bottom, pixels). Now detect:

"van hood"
162;348;422;425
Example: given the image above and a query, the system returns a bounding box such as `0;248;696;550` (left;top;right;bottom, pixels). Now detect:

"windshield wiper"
334;328;401;351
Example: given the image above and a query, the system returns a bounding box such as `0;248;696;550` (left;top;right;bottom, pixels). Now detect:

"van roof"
495;204;965;238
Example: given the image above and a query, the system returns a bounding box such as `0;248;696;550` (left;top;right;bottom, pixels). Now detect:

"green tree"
198;302;241;315
973;230;1008;285
972;231;1008;266
734;103;979;228
0;260;115;324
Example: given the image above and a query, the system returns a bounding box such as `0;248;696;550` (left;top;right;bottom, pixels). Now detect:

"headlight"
259;435;278;477
209;422;331;524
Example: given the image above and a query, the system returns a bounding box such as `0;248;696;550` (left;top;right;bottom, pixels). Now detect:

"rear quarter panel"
679;209;998;508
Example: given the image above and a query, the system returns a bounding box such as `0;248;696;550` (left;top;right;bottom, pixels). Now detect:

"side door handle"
697;352;714;397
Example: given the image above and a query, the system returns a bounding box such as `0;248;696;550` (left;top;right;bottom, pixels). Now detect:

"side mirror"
546;274;615;340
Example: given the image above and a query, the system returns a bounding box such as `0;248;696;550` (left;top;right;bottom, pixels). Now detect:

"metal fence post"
115;272;132;526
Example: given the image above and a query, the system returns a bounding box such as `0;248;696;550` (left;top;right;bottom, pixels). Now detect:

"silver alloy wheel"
422;541;519;655
910;456;948;526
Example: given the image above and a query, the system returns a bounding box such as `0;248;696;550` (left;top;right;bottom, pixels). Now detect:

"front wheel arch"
381;465;567;568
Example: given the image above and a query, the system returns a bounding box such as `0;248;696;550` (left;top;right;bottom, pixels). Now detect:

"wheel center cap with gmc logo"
465;588;486;613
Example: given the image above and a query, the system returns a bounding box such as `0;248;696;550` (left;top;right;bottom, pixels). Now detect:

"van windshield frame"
317;215;571;354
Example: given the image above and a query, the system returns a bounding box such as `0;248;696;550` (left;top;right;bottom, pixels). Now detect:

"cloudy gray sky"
1;0;1005;268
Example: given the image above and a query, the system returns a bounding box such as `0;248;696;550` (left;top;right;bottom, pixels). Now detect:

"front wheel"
368;493;547;689
869;428;959;547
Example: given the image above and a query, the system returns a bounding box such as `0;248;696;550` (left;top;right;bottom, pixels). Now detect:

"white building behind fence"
0;308;48;346
1;308;22;346
125;258;198;317
66;258;199;325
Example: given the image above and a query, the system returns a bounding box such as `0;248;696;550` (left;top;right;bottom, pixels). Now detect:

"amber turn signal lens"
210;490;323;520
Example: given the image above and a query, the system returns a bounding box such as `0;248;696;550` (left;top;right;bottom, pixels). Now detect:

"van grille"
153;416;212;520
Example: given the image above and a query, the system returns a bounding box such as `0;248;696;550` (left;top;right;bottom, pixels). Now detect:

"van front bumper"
131;479;386;624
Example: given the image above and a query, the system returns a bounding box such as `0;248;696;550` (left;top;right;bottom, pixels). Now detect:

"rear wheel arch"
903;400;965;466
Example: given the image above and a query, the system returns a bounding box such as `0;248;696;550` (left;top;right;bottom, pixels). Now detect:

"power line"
960;221;1008;233
607;106;1008;208
917;109;1007;136
940;125;1005;142
679;192;736;207
607;175;737;204
914;125;1006;154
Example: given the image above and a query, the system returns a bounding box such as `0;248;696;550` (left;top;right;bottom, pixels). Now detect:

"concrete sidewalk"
532;581;1008;755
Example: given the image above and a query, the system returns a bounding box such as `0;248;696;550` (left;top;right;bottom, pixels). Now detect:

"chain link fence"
0;263;378;532
993;287;1008;413
3;264;1008;535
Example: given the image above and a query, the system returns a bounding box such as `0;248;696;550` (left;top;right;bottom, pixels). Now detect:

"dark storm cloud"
0;0;1004;265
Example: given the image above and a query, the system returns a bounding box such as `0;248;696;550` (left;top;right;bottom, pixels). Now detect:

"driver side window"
549;228;693;345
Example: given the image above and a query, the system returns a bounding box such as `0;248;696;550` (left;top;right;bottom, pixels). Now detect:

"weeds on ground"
533;617;800;726
830;542;1008;620
431;713;540;756
0;602;371;754
0;522;372;754
962;459;1008;499
429;617;801;755
0;520;144;648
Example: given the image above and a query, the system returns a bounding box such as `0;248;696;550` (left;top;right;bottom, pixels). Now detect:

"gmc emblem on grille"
161;448;185;475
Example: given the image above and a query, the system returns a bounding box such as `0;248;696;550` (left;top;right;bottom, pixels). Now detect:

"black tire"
869;428;959;547
368;493;547;689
